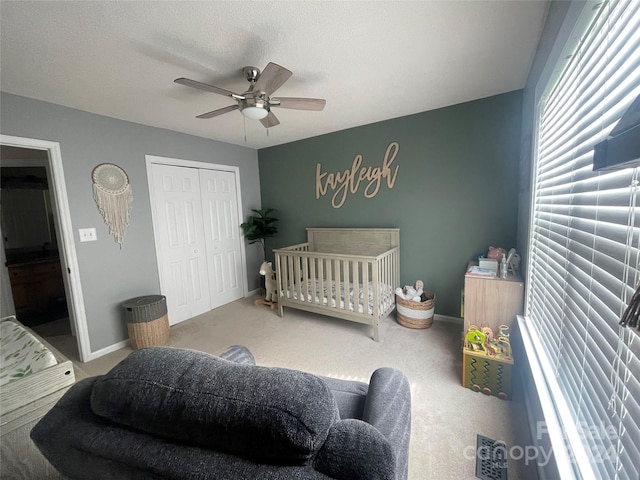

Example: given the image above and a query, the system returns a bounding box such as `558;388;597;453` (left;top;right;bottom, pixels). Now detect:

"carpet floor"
40;295;539;480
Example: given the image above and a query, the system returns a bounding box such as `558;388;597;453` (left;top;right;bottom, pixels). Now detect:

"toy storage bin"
395;291;436;329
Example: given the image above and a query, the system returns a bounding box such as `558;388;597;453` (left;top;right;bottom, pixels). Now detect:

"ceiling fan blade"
260;111;280;128
175;77;239;98
253;63;292;96
196;104;239;119
270;97;326;111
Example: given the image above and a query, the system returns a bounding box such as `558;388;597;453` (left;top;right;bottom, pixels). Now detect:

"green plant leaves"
240;208;279;259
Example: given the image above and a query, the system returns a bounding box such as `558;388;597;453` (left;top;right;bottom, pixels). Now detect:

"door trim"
0;134;91;362
145;155;248;313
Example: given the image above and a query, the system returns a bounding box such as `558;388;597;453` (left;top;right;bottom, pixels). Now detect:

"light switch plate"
79;228;97;242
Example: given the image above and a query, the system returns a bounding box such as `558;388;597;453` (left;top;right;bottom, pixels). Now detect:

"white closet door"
151;164;210;325
199;169;243;308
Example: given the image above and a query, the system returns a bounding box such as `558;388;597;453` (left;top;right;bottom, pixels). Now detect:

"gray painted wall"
258;91;523;317
0;92;261;353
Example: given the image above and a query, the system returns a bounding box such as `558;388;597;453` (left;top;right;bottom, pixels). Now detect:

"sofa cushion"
314;419;396;480
90;347;339;464
319;375;369;419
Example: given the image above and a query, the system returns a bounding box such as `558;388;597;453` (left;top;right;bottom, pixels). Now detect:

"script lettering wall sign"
315;141;399;208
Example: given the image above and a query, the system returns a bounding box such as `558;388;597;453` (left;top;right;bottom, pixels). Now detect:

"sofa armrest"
218;345;256;365
362;367;411;480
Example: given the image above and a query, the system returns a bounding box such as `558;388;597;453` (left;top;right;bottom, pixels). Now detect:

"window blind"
527;1;640;479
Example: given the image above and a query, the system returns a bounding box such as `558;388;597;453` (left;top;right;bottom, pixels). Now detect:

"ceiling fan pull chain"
243;116;247;143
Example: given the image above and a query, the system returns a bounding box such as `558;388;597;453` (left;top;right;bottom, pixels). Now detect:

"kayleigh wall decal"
315;141;399;208
91;163;133;248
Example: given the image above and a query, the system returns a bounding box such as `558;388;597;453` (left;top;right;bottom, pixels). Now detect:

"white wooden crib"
274;228;400;341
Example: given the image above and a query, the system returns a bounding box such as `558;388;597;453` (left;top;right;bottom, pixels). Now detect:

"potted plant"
240;208;279;261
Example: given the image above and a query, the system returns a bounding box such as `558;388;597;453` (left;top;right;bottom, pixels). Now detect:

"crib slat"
336;260;341;310
317;259;324;306
289;255;294;298
325;258;333;307
275;254;284;300
353;261;360;314
282;255;288;294
336;260;342;309
383;251;389;306
372;257;380;319
302;256;309;300
333;259;342;309
381;254;387;303
383;255;387;311
396;249;400;290
310;257;317;304
294;254;303;300
342;259;348;309
362;263;370;315
339;259;345;310
282;254;290;299
342;259;350;311
387;254;391;300
287;255;295;301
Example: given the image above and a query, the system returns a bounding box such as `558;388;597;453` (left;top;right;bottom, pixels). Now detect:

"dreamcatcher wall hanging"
91;163;133;248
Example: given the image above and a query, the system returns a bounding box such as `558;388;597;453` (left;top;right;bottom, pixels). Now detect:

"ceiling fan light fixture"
241;105;269;120
239;96;270;120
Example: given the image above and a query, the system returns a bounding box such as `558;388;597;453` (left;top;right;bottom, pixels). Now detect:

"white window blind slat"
527;1;640;478
540;69;640;164
558;330;638;477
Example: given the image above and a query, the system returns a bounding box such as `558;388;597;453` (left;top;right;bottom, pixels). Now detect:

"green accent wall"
258;90;523;318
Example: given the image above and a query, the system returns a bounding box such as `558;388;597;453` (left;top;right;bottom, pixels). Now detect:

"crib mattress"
0;318;58;386
284;281;395;315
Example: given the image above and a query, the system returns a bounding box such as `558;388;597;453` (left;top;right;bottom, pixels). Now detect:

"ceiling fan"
175;62;326;128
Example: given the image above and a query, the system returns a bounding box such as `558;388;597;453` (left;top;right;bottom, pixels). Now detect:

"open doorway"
0;135;91;362
1;151;74;352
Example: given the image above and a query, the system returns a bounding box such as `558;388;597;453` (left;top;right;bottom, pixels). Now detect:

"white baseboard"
434;314;463;325
246;288;260;297
83;339;130;362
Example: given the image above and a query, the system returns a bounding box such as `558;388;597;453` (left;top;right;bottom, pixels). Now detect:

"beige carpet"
43;296;538;479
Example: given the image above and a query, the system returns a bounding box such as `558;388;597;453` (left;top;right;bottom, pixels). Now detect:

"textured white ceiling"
0;1;548;149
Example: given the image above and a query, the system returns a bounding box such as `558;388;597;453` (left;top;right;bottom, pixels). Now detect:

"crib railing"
274;244;399;320
378;246;400;309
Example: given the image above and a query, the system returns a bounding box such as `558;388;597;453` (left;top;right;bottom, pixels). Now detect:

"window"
527;1;640;479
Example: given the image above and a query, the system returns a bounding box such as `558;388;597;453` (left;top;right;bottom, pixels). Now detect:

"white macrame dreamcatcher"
92;163;133;248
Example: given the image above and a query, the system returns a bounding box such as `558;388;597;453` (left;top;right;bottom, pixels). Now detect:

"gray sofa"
31;346;411;479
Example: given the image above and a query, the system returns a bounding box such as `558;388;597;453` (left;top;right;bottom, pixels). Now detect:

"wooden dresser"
461;264;524;400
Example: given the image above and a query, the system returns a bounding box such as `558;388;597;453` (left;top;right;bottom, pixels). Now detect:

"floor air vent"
476;434;508;480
